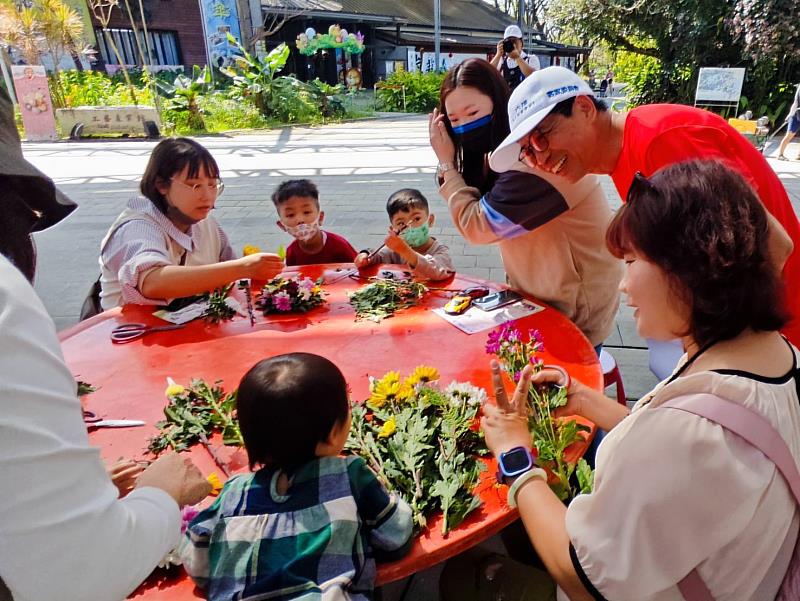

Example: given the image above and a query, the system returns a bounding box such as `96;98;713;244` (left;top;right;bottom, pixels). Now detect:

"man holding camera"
490;25;540;91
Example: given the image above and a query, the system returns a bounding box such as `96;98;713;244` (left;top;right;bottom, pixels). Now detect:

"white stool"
600;349;626;406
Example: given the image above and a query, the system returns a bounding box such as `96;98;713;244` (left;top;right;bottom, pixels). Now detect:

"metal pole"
518;0;523;28
434;0;440;72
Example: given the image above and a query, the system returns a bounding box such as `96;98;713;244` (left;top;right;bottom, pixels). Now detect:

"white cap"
503;25;523;40
489;66;594;173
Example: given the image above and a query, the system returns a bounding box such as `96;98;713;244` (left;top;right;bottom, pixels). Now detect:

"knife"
88;419;146;429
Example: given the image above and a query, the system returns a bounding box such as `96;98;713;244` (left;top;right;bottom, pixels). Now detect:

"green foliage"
552;0;799;112
203;283;237;324
348;278;428;322
58;70;153;107
148;379;243;455
157;65;213;130
220;35;290;116
346;372;487;534
376;70;446;113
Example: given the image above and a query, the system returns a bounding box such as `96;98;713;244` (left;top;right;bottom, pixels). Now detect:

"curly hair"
606;159;787;347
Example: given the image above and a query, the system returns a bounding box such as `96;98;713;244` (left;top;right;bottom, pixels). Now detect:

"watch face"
502;447;532;475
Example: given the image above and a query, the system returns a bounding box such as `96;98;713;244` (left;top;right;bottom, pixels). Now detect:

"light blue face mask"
451;114;492;135
400;222;430;247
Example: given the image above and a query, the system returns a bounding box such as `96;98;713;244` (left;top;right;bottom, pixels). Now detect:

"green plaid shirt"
180;456;413;600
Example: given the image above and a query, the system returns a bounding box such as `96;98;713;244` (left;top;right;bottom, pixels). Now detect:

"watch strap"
507;467;547;508
437;161;455;175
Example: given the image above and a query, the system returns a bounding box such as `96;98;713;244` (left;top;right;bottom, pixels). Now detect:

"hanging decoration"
296;24;365;56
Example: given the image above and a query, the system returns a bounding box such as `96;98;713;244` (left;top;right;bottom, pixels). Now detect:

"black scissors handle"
111;323;184;343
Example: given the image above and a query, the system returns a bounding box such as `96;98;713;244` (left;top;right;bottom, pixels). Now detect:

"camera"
502;39;515;54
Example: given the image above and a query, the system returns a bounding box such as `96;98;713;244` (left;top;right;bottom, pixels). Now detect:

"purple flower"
299;277;315;291
181;505;200;534
274;291;292;311
513;371;522;382
485;328;502;355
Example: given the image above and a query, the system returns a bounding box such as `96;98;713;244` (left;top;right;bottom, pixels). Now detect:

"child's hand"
385;228;412;255
238;253;284;280
354;252;370;269
108;458;145;498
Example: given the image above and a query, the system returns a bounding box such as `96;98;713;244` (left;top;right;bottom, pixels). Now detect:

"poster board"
695;67;746;106
198;0;242;68
12;65;58;141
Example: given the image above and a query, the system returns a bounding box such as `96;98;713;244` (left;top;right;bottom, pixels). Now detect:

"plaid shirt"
180;456;413;601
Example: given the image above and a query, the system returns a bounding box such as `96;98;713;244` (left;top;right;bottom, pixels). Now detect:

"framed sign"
695;67;746;104
12;65;58;141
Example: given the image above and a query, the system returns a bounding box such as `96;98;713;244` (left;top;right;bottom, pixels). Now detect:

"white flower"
299;287;312;301
444;381;487;406
157;547;183;569
298;277;315;291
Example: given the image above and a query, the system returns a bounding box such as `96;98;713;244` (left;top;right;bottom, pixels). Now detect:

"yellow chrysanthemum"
164;377;185;398
377;417;397;438
207;472;223;496
405;365;440;387
367;371;405;409
243;244;262;256
396;381;414;403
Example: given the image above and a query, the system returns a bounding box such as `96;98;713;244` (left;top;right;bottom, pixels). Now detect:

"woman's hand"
428;108;457;164
108;458;145;498
238;253;284;280
481;361;534;458
136;453;212;507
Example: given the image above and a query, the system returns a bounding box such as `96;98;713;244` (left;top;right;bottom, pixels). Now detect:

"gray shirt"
365;238;454;281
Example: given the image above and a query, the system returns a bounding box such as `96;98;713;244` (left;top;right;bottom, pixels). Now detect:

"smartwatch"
495;446;535;484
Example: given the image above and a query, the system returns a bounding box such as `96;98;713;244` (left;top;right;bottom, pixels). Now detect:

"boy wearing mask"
273;179;358;266
354;188;455;281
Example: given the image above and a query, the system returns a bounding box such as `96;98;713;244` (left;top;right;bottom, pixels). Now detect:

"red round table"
59;264;602;599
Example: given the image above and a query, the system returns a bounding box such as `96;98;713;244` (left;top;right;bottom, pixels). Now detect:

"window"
95;28;182;66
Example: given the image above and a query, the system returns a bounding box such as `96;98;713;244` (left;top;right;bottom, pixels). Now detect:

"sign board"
407;51;485;73
199;0;242;68
56;106;160;136
12;65;58;141
695;67;746;104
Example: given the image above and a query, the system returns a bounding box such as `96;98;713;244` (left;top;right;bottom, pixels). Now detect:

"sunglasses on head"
626;171;659;204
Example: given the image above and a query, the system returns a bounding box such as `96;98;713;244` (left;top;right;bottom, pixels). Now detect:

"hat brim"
489;104;556;173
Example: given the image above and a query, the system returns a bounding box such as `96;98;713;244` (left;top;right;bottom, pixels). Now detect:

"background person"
473;160;800;601
777;82;800;161
489;66;800;356
429;58;621;352
489;25;540;92
0;85;211;601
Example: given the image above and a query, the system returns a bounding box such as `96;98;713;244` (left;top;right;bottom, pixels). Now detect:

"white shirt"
99;196;235;309
0;255;181;601
499;51;540;72
563;354;800;600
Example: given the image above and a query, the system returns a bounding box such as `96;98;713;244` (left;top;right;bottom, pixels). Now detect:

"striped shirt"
180;456;413;601
100;196;235;308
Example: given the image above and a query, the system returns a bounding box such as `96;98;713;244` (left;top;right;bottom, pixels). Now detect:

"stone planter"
56;105;161;139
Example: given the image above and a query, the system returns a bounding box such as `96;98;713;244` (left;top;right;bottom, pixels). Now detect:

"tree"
252;0;311;51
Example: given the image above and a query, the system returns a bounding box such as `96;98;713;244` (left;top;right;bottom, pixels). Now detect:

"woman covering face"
428;58;622;351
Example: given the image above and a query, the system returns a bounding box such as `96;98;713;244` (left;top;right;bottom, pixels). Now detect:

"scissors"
111;322;185;343
83;410;145;430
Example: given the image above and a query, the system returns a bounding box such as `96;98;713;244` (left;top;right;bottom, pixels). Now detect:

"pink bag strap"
659;393;800;601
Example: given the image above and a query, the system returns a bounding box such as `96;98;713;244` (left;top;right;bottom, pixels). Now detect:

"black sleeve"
482;169;569;232
569;543;609;601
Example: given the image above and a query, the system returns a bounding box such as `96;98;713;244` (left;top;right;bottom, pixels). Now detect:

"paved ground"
27;114;800;402
22;114;800;600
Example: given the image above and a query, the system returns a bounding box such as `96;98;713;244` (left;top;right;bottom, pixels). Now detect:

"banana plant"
157;65;213;130
220;33;289;116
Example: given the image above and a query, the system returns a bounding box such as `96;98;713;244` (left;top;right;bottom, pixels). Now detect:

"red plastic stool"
600;349;626;406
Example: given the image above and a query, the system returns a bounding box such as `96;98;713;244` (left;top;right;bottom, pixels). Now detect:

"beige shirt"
565;351;800;600
440;170;622;346
364;238;455;281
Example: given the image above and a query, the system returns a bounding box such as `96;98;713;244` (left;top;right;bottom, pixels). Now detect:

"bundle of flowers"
345;366;488;535
486;323;593;500
255;275;325;314
148;378;242;456
348;278;427;322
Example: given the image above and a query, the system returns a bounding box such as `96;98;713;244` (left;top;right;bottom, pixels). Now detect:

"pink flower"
274;291;292;311
299;277;315;291
181;505;201;534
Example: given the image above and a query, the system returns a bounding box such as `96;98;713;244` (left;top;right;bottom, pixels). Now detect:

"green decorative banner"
296;24;365;56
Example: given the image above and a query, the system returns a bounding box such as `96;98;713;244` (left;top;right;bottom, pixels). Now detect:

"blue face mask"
451;114;492;135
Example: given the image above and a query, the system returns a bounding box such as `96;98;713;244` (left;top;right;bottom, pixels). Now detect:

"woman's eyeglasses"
171;178;225;197
626;171;658;203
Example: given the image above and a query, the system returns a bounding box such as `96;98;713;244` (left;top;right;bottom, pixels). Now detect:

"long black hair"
439;58;512;194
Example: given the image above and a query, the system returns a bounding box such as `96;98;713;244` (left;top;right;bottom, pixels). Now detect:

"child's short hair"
271;179;319;208
237;353;350;472
386;188;429;219
140;138;220;214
